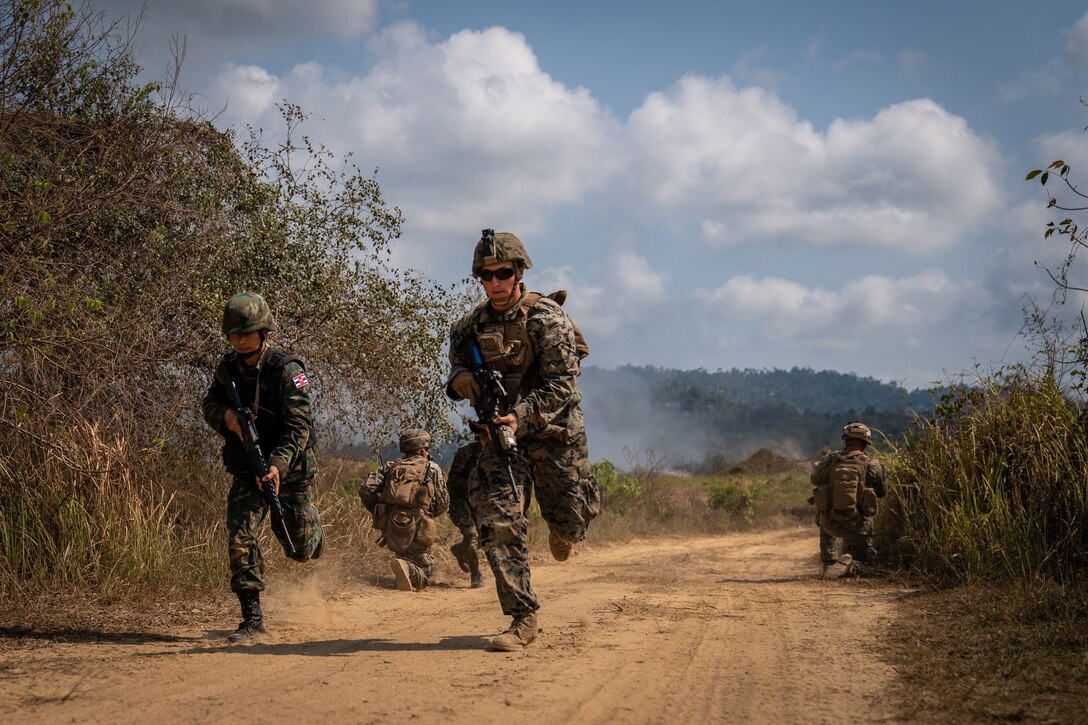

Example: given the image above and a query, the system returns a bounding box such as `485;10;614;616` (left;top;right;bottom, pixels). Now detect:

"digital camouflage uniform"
810;448;886;566
448;283;600;618
447;442;480;536
359;454;450;589
447;441;486;584
203;345;324;593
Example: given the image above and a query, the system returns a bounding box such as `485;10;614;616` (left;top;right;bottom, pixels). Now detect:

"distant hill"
579;365;936;469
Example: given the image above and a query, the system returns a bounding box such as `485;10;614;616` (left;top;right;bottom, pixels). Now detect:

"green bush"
885;368;1088;586
591;459;641;512
708;480;760;525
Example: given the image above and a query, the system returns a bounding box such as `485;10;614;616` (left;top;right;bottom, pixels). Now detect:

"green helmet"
472;229;532;276
221;292;276;336
841;421;873;445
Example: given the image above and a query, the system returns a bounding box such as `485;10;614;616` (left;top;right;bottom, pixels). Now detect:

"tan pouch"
383;507;420;554
415;516;437;548
859;487;879;517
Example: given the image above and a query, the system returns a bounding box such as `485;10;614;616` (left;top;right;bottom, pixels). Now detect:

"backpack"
372;456;438;553
814;451;878;527
542;290;590;364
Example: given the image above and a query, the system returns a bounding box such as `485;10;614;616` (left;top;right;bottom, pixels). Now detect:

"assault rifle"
218;361;297;556
459;334;521;505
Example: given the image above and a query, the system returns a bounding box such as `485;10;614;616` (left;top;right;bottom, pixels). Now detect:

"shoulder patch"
292;372;309;389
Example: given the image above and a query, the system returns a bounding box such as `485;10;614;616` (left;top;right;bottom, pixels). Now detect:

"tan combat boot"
490;612;538;651
548;532;572;562
822;553;853;579
391;558;414;591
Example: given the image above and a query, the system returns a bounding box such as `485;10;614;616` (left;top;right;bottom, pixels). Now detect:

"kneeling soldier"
810;421;886;578
359;429;449;591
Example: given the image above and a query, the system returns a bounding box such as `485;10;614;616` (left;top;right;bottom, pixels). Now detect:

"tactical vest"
372;456;438;553
221;349;315;475
813;451;878;528
470;290;589;409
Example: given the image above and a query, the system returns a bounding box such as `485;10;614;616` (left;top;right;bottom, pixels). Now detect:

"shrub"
885;368;1088;586
707;480;760;526
592;459;641;512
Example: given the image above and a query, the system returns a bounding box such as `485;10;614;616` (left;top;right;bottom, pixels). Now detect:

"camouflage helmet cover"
472;229;532;276
399;428;431;453
222;292;276;336
841;421;873;445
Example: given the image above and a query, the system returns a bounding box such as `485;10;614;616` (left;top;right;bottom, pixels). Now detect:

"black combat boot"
450;538;472;573
227;590;266;642
466;546;484;588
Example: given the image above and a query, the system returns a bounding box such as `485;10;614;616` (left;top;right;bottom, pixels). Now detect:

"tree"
1025;114;1088;381
0;0;457;483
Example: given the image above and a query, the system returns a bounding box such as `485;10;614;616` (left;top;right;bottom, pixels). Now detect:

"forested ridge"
581;365;936;465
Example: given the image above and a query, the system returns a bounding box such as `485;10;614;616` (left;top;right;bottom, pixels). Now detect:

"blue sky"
103;0;1088;388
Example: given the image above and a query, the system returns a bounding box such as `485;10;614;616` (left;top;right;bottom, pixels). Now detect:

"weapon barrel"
219;362;297;556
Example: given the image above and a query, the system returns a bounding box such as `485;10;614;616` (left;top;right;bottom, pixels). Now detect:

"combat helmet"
399;428;431;453
472;229;532;276
841;421;873;446
222;292;276;336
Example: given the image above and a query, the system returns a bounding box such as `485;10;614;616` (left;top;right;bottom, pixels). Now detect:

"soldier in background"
202;292;325;643
447;230;600;651
359;429;449;591
447;441;485;588
809;422;886;578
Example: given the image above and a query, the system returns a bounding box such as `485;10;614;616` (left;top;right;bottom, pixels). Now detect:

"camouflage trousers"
395;546;436;589
470;429;600;617
816;512;877;564
448;482;478;539
227;474;324;593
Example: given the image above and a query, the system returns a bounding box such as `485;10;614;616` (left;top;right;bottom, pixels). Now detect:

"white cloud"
1065;11;1088;68
209;33;1004;265
218;64;280;118
697;270;992;345
216;23;621;249
624;76;1002;253
999;10;1088;101
1034;129;1088;170
613;252;666;302
533;251;667;337
998;61;1066;102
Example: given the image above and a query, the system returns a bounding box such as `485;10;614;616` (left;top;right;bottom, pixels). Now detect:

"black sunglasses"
478;267;517;282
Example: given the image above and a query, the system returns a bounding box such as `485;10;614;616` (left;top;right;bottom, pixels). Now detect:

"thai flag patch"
292;373;309;389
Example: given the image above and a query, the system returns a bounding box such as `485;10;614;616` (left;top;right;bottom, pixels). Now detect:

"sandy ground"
0;526;909;724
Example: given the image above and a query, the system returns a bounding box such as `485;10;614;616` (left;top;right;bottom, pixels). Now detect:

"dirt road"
0;526;907;724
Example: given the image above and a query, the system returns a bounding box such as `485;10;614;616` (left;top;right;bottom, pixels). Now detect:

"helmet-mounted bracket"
480;228;495;258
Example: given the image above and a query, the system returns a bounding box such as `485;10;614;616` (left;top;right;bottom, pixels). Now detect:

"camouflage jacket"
359;457;450;517
447;285;585;442
810;448;887;498
446;441;480;500
202;346;318;482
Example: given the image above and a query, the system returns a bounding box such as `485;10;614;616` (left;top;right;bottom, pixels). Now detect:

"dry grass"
886;581;1088;723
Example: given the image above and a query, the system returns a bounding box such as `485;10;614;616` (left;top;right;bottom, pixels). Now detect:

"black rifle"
218;361;297;556
460;335;521;505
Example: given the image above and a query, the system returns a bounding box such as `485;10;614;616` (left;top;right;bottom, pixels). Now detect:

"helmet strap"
491;278;523;311
240;335;265;365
